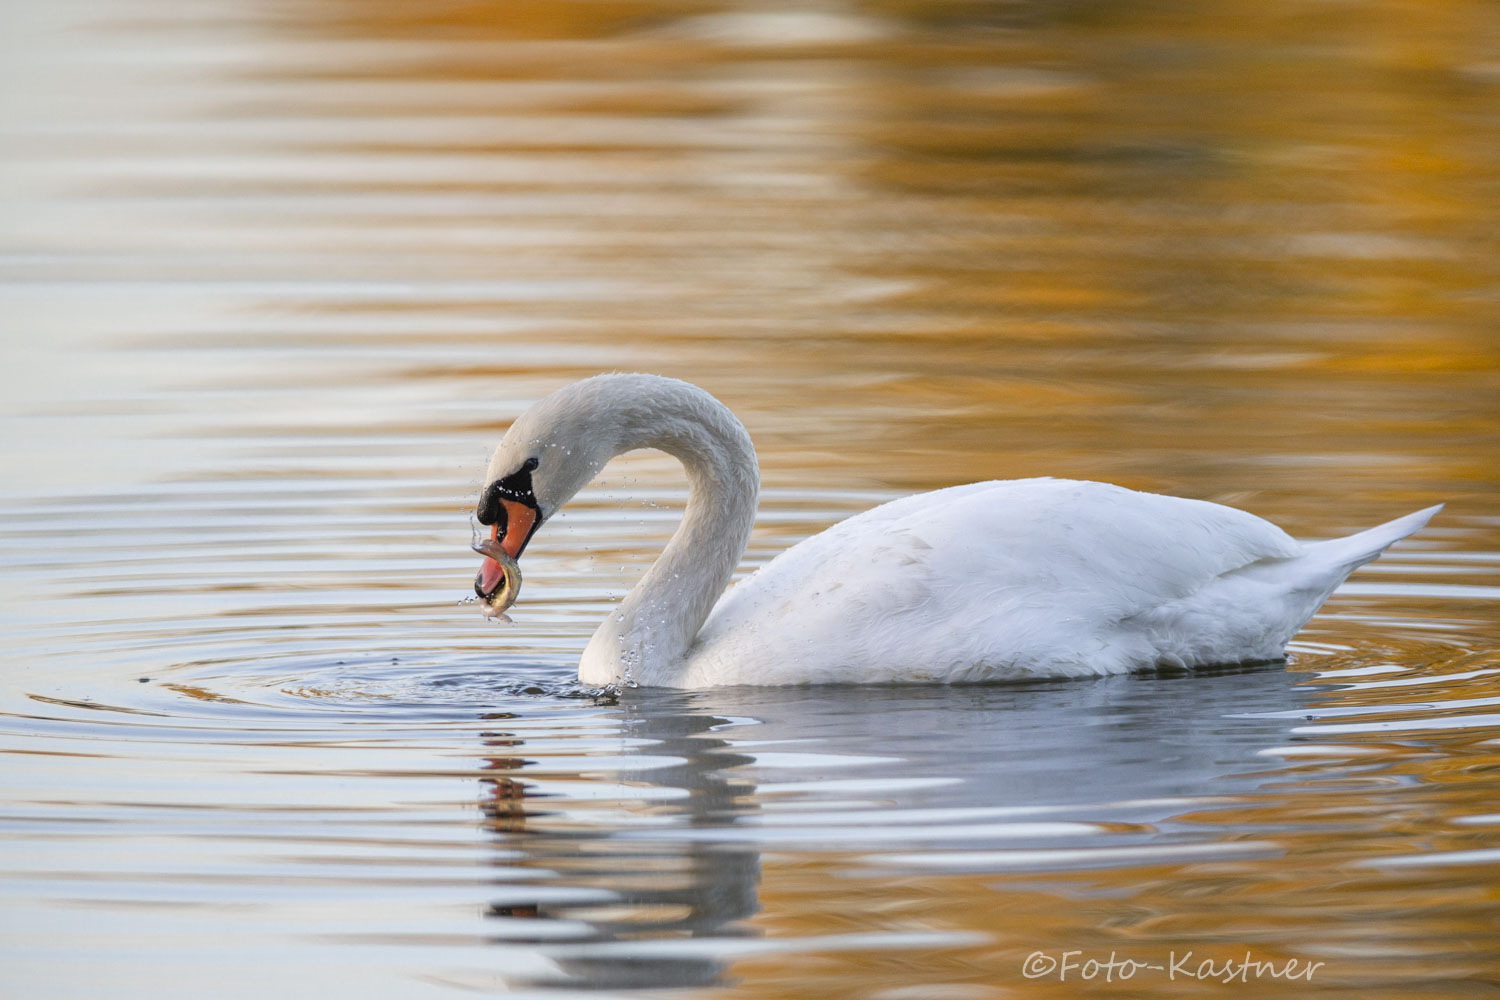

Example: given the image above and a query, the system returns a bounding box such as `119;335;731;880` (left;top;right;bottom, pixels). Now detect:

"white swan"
472;374;1441;688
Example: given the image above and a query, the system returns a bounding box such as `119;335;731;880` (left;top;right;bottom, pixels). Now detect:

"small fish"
472;538;523;616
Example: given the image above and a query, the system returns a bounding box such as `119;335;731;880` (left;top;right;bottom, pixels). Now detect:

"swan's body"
473;374;1440;688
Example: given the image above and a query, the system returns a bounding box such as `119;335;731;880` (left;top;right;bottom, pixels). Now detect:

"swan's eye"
478;459;541;525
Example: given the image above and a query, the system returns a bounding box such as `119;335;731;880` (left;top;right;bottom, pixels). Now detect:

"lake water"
2;1;1499;997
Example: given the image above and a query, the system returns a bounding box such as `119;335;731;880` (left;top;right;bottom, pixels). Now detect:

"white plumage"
473;374;1440;689
684;479;1437;685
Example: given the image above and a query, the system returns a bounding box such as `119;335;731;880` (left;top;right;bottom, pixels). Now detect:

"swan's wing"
686;479;1304;684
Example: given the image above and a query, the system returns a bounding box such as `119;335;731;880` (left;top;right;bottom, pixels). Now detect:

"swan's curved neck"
577;386;759;686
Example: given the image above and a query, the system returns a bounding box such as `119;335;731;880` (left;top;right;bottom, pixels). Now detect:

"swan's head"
472;376;636;610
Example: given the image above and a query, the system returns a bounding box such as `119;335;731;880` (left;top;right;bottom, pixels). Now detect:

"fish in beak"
474;460;543;613
473;500;535;612
473;534;523;615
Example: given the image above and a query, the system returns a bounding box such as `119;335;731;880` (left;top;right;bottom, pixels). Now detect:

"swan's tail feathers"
1303;503;1444;576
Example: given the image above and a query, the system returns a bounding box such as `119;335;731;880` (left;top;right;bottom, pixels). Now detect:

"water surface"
2;1;1499;997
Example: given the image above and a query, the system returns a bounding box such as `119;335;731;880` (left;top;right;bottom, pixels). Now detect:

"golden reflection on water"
5;0;1497;507
1;0;1499;998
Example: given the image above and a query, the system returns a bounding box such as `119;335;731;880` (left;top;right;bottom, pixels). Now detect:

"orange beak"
495;499;537;560
476;499;539;600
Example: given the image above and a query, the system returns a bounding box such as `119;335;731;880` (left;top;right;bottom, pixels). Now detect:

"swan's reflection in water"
479;697;761;989
472;665;1327;992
